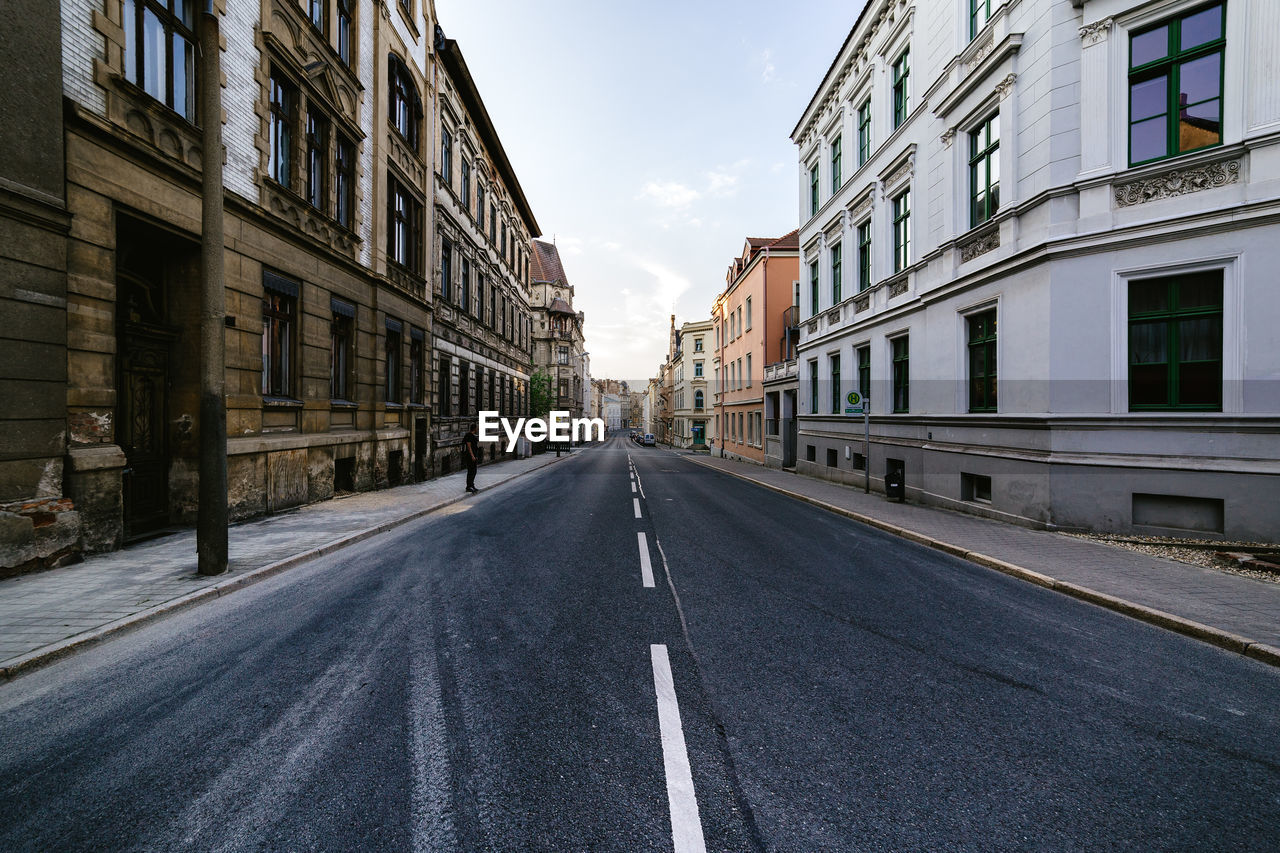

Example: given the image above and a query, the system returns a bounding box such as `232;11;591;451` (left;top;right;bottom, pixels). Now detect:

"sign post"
844;390;870;494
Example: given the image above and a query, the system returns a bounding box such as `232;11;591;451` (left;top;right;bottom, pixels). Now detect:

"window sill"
385;403;406;411
330;399;358;410
264;396;303;409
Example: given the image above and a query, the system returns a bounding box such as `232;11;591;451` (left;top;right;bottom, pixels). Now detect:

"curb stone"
0;451;576;682
684;455;1279;670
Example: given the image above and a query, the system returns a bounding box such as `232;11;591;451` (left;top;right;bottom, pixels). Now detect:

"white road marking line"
637;532;655;588
650;644;707;853
631;481;637;493
633;498;642;518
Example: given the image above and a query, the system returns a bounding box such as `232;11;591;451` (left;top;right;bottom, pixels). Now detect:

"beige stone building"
430;28;537;472
529;240;586;419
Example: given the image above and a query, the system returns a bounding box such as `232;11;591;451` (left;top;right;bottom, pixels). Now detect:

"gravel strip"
1061;533;1280;585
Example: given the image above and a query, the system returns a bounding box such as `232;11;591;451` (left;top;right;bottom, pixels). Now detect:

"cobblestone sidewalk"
0;451;573;673
689;454;1280;653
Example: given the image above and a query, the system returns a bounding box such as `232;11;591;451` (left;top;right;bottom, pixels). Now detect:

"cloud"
637;180;701;208
760;48;776;84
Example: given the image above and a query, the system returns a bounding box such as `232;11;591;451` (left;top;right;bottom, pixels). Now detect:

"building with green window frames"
789;0;1279;539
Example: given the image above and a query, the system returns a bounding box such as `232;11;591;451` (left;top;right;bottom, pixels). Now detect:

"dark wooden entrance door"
117;269;177;539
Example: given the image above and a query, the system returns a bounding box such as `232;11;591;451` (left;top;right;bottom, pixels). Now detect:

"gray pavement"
687;452;1280;651
0;450;574;671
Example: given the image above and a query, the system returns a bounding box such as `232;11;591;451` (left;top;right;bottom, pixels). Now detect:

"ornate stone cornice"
995;73;1017;101
851;191;874;221
1113;158;1241;207
889;278;909;298
883;158;913;193
965;36;996;76
1079;18;1113;47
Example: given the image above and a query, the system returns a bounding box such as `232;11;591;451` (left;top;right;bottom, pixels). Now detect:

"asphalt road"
0;434;1276;851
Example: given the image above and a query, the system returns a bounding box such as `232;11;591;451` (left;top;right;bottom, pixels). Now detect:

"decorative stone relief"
1113;158;1241;207
889;278;909;298
960;226;1000;262
966;37;996;75
807;320;819;334
940;128;956;148
1079;18;1114;47
266;186;360;260
995;74;1017;101
827;306;841;325
854;295;870;314
883;158;913;192
851;192;874;221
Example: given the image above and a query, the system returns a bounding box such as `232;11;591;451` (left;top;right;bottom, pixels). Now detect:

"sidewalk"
0;450;573;678
688;454;1280;663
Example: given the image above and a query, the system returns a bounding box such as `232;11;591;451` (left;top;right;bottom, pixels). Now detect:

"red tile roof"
530;239;569;286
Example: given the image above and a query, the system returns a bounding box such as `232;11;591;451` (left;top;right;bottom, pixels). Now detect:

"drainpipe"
197;2;227;576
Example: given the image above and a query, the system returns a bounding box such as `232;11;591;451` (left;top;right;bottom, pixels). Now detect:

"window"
461;159;471;208
737;358;743;389
694;338;703;352
892;336;909;413
387;174;422;273
440;240;452;301
440;126;453;184
746;353;753;387
694;360;703;378
1129;271;1223;409
970;0;991;41
831;242;842;304
335;135;355;228
489;284;496;327
122;0;197;122
809;261;820;317
330;298;354;401
460;257;471;311
458;359;470;414
970;115;1000;227
857;220;871;292
857;345;870;401
893;190;911;273
892;48;911;129
831;135;842;192
489;203;496;242
737;307;743;338
410;329;424;405
477;184;485;229
745;297;753;330
809;163;820;216
389;55;422;151
306;111;329;211
968;309;997;412
830;354;841;414
337;0;353;65
269;71;297;188
438;357;452;417
308;0;327;33
477;273;485;319
261;273;297;398
558;346;569;365
962;472;993;503
694;389;704;410
385;318;402;404
857;98;872;166
1129;3;1224;166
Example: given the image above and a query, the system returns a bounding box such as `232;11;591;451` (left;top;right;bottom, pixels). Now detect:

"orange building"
712;232;799;464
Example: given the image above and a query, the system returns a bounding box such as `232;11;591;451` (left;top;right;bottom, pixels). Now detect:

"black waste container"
885;459;905;501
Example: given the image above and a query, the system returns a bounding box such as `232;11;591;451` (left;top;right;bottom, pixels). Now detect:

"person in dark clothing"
464;424;480;492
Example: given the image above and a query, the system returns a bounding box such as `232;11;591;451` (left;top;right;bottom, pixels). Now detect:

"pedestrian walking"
464;423;480;493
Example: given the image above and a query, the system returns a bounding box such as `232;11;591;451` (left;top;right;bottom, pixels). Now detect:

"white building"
792;0;1279;539
671;319;714;449
603;394;623;431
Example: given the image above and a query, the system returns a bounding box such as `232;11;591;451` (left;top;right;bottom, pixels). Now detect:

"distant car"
642;433;655;446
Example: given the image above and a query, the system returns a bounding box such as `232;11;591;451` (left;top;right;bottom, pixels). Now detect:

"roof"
530;239;569;285
548;297;574;315
791;0;879;141
434;27;541;236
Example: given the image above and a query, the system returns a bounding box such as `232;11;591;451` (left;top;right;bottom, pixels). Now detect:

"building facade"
529;240;586;419
671;319;714;449
431;28;537;472
793;0;1279;539
712;233;800;464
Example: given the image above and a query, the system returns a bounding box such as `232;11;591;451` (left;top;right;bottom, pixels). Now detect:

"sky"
434;0;865;384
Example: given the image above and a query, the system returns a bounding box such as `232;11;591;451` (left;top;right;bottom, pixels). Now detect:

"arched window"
694;390;704;410
388;54;422;151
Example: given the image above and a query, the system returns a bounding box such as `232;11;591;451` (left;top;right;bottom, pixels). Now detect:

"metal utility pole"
197;4;228;575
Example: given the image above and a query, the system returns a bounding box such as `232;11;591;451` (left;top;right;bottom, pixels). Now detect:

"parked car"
641;433;655;446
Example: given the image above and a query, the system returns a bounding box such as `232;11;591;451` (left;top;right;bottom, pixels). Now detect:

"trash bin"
885;459;905;501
